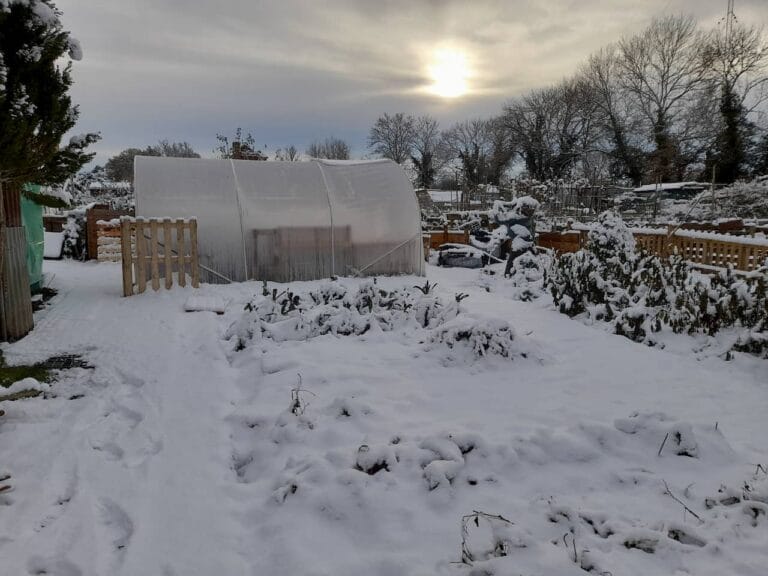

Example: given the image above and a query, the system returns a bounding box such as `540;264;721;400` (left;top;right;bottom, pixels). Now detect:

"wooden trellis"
120;217;199;296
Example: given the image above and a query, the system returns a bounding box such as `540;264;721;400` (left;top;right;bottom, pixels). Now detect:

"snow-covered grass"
0;260;766;575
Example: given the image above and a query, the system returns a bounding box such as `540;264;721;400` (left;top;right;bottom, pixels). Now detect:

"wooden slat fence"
424;227;470;250
541;227;768;272
120;217;199;296
536;231;585;254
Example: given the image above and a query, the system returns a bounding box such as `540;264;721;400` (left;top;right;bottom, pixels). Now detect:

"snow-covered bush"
504;251;550;301
548;210;768;353
62;209;87;260
429;317;517;359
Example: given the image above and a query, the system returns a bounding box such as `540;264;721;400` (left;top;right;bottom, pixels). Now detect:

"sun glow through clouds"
427;47;470;99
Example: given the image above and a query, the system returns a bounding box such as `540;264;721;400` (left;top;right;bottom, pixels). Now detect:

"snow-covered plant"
227;280;472;347
504;251;550;301
587;210;636;263
62;209;86;260
459;510;526;565
429;317;517;359
549;210;768;353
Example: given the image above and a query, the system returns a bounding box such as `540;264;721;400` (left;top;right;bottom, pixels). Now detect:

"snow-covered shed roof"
633;182;706;193
134;157;424;283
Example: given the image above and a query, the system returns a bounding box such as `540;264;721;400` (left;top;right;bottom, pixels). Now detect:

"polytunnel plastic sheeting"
319;161;424;277
134;156;424;283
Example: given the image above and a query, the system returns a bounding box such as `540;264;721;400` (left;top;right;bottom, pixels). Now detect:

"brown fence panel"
425;229;470;250
537;231;585;254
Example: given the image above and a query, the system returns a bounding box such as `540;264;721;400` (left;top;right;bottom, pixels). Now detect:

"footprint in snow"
98;498;134;563
27;555;83;576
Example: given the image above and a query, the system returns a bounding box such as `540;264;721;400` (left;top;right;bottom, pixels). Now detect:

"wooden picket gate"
120;217;199;296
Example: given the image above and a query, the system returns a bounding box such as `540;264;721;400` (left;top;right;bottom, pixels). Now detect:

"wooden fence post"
120;217;133;296
189;218;199;288
163;218;173;289
176;219;186;287
136;219;147;293
150;219;160;291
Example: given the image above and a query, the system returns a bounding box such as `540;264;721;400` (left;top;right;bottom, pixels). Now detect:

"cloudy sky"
56;0;767;165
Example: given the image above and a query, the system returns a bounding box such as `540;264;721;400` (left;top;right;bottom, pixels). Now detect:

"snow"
428;190;462;202
67;37;82;61
633;182;704;193
43;231;64;259
0;377;49;397
0;260;766;575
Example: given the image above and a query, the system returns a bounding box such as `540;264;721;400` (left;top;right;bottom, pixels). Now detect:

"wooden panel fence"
536;231;585;254
120;217;199;296
424;227;471;250
539;227;768;273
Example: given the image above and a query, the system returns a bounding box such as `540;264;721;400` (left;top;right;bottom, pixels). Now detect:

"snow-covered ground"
1;260;766;576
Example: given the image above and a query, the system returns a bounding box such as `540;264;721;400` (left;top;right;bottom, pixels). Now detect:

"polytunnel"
134;156;425;283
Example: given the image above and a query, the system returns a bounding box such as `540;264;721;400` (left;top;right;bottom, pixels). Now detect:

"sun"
427;48;470;99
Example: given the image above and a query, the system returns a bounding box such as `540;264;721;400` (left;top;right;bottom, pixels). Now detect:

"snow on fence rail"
120;217;199;296
539;226;768;272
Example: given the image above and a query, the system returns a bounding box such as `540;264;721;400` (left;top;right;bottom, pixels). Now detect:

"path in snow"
1;262;248;575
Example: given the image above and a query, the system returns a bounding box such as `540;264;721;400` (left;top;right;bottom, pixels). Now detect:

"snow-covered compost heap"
134;157;424;283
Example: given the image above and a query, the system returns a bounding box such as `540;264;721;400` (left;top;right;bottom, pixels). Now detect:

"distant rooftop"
633;182;706;193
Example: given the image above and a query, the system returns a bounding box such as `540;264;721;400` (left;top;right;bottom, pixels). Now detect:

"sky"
55;0;768;165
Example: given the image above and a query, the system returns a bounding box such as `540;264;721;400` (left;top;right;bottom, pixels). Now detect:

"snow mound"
1;377;49;398
427;316;519;360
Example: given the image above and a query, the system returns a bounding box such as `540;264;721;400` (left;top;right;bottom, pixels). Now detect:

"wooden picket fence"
120;217;199;296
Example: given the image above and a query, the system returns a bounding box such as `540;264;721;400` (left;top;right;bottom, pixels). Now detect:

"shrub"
548;210;768;355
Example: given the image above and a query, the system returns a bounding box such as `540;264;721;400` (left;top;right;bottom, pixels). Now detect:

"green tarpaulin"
21;186;44;294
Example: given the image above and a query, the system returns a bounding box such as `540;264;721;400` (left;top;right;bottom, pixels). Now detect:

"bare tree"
442;119;493;188
368;112;415;164
147;140;200;158
485;116;517;186
579;46;646;184
618;15;712;181
275;145;301;161
306;137;350;160
410;115;447;189
505;80;597;180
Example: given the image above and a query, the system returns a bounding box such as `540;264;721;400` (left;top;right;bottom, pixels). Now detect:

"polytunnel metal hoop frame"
315;161;336;277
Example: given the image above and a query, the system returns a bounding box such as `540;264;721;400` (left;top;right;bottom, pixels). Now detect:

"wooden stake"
163;218;173;289
189;219;200;288
136;219;147;293
150;219;160;291
176;219;186;287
